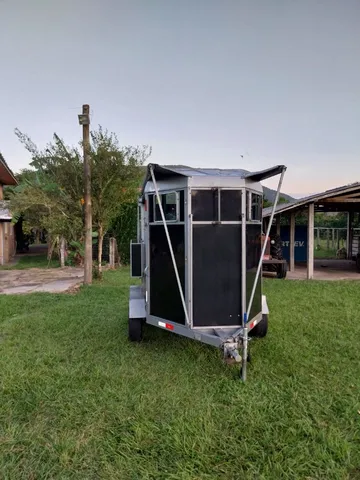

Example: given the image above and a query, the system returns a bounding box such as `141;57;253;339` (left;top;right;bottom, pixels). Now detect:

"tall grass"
1;269;359;478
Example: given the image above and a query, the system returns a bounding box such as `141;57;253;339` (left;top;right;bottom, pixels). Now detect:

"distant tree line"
263;195;359;228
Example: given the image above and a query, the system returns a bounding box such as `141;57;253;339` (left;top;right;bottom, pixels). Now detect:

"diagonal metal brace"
149;166;190;326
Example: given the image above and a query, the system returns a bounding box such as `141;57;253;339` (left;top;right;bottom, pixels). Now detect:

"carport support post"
347;212;354;259
307;203;315;279
289;212;295;272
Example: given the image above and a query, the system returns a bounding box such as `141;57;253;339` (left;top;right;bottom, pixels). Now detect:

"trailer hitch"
224;343;242;364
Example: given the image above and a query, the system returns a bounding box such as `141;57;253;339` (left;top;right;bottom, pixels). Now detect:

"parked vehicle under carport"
262;233;287;279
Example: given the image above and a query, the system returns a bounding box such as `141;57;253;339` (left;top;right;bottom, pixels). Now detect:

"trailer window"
192;189;218;222
179;190;185;221
220;190;242;221
148;194;154;222
247;192;262;221
154;192;179;222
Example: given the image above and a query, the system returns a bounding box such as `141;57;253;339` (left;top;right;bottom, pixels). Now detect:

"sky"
1;0;359;197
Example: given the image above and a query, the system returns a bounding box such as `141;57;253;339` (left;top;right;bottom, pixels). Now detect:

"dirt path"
0;267;84;294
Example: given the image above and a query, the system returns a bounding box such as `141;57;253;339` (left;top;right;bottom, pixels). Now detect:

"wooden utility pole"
78;104;92;284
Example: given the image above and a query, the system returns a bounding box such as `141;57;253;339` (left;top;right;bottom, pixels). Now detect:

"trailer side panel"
149;224;186;324
192;224;242;327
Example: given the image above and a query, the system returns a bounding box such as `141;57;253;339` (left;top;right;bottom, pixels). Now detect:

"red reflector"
165;323;174;331
250;322;254;329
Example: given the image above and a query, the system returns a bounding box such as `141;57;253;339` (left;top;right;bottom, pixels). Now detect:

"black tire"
249;314;268;338
270;234;283;260
276;262;287;279
128;317;144;342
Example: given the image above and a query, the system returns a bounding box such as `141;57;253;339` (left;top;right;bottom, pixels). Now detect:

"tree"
263;195;289;209
9;169;83;259
89;127;150;275
11;131;85;259
263;196;272;208
12;126;150;275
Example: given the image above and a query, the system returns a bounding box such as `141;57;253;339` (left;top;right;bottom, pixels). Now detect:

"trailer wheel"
250;314;268;338
276;263;287;279
356;254;360;273
128;317;144;342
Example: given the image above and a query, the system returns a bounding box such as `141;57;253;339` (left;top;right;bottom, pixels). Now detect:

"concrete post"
60;237;66;268
109;237;116;269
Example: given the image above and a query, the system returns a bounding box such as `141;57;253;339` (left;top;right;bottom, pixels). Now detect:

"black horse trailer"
129;163;286;380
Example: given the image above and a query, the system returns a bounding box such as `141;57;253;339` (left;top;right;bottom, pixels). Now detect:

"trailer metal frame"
129;163;286;380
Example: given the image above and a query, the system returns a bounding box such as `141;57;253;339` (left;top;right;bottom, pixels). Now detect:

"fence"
314;227;360;258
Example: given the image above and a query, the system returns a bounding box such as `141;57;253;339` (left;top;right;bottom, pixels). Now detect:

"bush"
109;203;137;264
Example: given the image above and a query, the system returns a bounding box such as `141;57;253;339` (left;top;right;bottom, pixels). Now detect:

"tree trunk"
98;224;104;278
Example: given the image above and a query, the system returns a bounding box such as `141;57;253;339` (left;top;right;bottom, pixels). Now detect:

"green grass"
1;270;360;479
0;254;60;270
314;247;337;259
314;237;346;259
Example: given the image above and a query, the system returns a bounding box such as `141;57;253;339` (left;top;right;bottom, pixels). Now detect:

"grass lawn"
0;254;60;270
314;247;337;259
314;237;346;259
1;270;359;479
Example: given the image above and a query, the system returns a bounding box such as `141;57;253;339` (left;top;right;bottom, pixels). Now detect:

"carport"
263;182;360;280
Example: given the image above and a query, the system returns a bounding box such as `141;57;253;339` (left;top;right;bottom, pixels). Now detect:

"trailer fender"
129;285;146;319
262;295;269;315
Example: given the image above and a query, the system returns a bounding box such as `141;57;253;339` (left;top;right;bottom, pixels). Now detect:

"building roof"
263;182;360;217
142;163;286;196
0;153;17;186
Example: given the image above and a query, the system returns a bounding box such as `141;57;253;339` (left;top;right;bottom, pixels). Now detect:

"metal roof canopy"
262;181;360;280
142;163;285;198
263;182;360;217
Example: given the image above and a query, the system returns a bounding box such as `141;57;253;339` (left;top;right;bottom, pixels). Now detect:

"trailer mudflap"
262;295;269;315
129;285;146;319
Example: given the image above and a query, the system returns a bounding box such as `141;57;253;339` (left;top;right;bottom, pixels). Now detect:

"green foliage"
281;212;349;228
314;212;348;228
263;195;290;209
109;202;138;264
0;254;60;270
66;233;98;266
12;126;149;268
278;196;290;204
263;196;272;208
9;132;84;246
88;127;148;270
9;169;83;243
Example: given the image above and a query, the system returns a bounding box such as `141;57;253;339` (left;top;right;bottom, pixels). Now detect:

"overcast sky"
1;0;359;196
